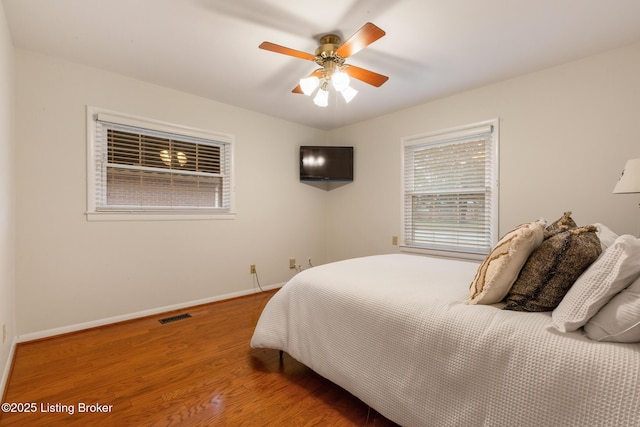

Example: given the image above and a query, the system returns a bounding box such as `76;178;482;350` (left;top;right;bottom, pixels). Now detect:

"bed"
251;252;640;426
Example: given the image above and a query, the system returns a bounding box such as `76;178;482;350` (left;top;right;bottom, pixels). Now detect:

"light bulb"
299;76;319;96
340;86;358;103
332;71;350;91
313;87;329;107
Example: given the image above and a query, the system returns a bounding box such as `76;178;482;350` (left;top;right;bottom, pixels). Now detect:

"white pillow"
594;223;619;250
468;219;546;305
585;276;640;342
552;234;640;332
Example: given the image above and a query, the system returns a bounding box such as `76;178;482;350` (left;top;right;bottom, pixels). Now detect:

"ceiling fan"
259;22;389;106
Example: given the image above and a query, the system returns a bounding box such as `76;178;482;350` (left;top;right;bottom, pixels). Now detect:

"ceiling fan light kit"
331;71;350;92
259;22;389;107
340;85;358;103
313;83;329;107
300;76;320;95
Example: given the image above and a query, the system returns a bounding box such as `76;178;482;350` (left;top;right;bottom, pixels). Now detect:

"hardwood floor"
1;290;398;426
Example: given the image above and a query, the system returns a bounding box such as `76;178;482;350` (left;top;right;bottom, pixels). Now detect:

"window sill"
86;211;236;222
399;245;486;262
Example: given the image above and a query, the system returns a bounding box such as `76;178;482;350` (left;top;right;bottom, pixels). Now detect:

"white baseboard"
1;337;17;399
16;283;284;343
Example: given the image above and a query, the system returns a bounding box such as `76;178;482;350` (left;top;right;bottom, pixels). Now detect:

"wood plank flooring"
1;290;398;426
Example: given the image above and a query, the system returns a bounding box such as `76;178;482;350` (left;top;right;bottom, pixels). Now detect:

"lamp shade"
313;87;329;107
613;158;640;194
340;86;358;103
299;76;319;96
332;71;350;92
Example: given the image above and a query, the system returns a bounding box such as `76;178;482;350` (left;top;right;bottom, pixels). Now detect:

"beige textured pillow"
468;219;546;305
504;226;602;312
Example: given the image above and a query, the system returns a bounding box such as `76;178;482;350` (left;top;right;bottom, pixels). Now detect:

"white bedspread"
251;254;640;426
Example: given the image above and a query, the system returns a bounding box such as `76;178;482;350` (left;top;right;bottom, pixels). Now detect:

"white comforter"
251;254;640;427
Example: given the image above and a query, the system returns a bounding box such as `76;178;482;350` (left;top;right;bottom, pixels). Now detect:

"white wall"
14;50;328;336
0;2;15;391
326;42;640;261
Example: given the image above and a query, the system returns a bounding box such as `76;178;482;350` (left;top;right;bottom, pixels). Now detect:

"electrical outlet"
392;235;398;245
289;258;296;269
250;264;256;274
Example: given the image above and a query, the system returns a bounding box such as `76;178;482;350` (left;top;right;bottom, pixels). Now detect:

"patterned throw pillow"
504;226;602;312
543;211;577;239
468;220;546;305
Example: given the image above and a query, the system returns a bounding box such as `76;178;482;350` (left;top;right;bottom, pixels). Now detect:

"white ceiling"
4;0;640;130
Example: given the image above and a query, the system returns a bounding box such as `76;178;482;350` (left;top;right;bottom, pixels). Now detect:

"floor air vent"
159;313;192;324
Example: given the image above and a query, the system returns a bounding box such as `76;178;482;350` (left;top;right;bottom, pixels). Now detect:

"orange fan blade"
292;69;324;94
259;41;316;61
336;22;385;58
344;65;389;87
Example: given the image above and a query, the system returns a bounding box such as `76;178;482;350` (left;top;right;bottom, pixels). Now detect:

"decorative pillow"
584;276;640;342
543;211;577;239
593;223;619;250
468;219;546;305
504;226;601;312
552;234;640;332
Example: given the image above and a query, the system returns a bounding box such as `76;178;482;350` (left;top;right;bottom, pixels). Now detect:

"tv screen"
300;146;354;182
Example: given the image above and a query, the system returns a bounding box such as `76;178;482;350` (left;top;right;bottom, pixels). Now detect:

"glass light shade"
299;76;319;96
340;86;358;103
313;88;329;107
332;71;350;91
613;158;640;194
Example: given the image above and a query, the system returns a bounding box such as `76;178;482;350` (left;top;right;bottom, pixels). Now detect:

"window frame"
86;106;235;221
400;119;499;260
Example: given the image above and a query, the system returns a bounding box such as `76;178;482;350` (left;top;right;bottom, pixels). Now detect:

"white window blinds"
402;120;499;257
88;109;234;217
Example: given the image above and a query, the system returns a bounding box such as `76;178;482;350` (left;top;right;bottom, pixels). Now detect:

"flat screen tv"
300;146;353;182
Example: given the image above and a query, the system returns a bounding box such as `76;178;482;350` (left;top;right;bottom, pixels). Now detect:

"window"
87;107;234;220
401;119;499;259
